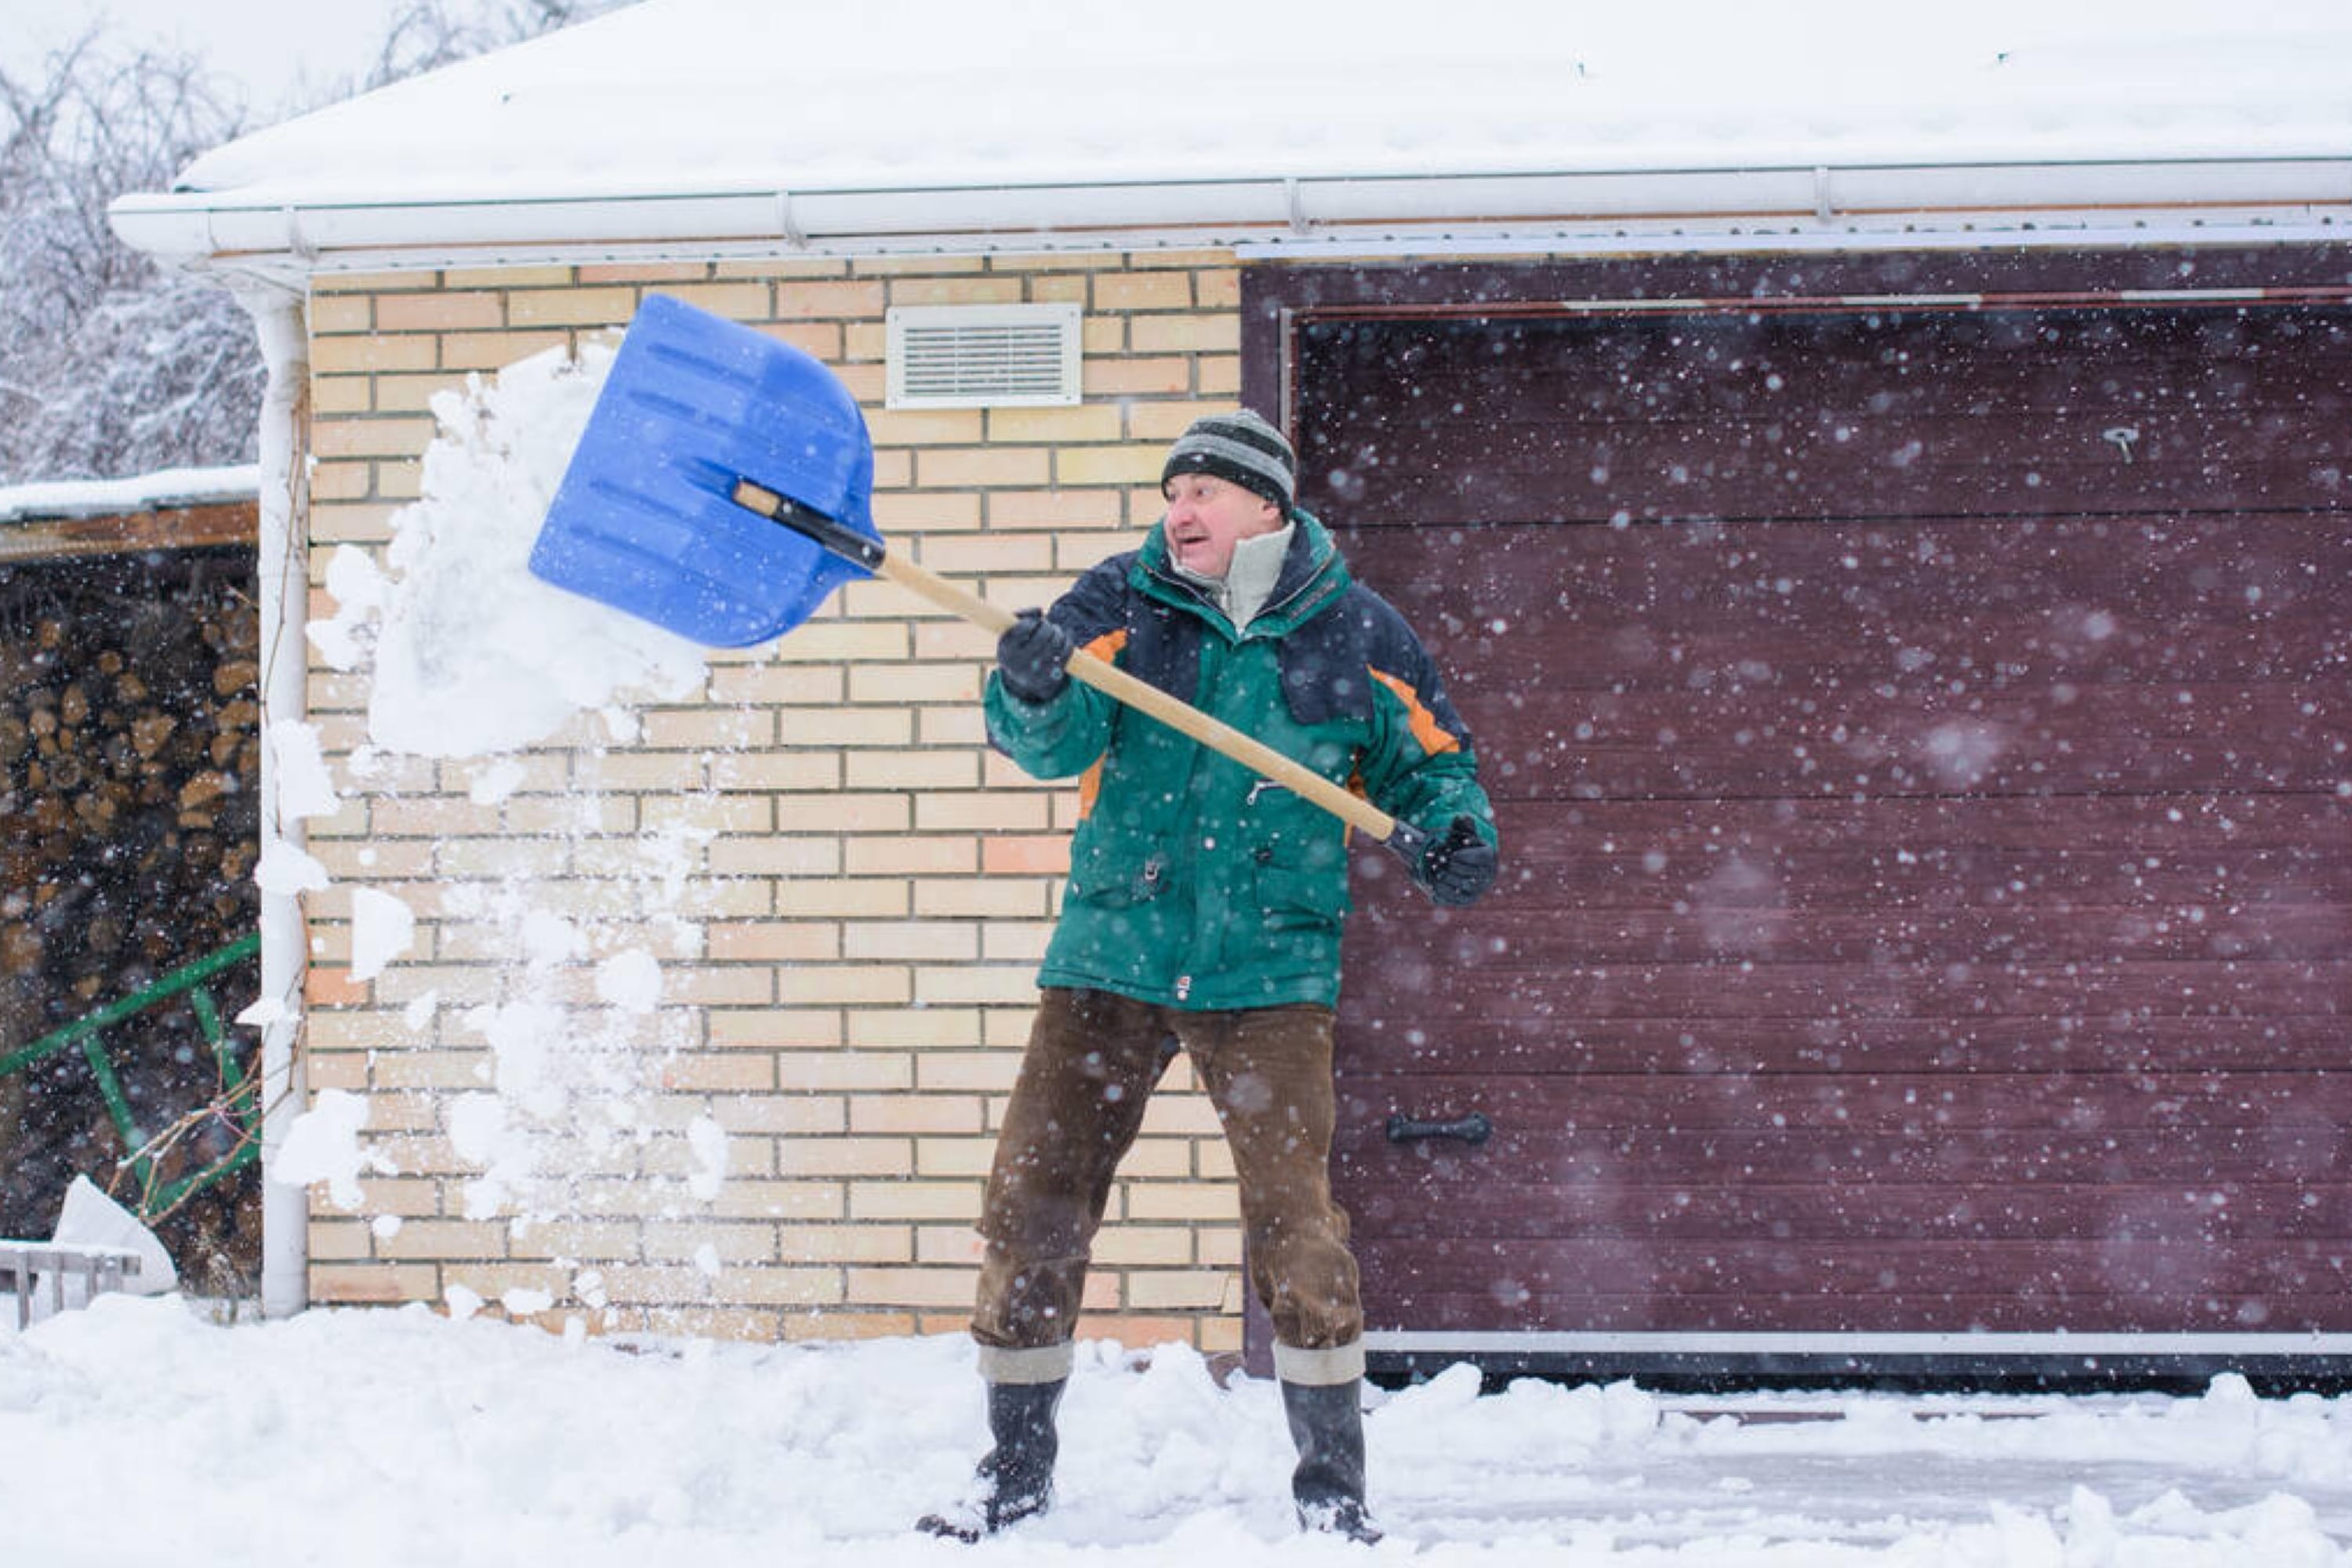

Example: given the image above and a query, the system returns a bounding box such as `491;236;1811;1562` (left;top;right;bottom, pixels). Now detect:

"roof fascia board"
111;159;2352;283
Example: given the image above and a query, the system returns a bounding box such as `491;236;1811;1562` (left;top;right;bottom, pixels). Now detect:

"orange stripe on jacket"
1073;629;1130;818
1368;667;1461;757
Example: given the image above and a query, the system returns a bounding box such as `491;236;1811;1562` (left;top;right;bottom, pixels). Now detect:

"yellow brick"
844;836;977;876
1094;1228;1196;1267
310;1264;436;1304
708;1009;846;1050
439;330;572;369
873;490;982;531
309;294;374;332
1124;1271;1231;1311
987;490;1122;530
643;1223;777;1263
775;1050;915;1092
371;372;472;412
729;1268;849;1307
711;1180;847;1221
869;408;985;446
1199;356;1241;396
774;964;912;1006
913;877;1049;918
775;791;912;833
844;750;978;791
848;1007;983;1049
1057;445;1165;488
913;793;1049;833
506;287;638;326
576;752;710;799
770;1225;914;1265
709;752;842;793
706;1096;850;1137
309;1221;372;1261
720;256;849;280
887;277;1025;307
657;281;771;318
775;880;911;918
915;966;1045;1007
843;920;979;963
849;1094;985;1136
709;921;843;962
765;619;912;663
642;793;773;836
913;1138;999;1178
855;255;988;277
777;1139;918;1178
441;264;572;289
513;1223;643;1261
435;838;569;879
775;279;888;318
848;1181;983;1221
710;663;846;704
376;292;505;331
985;405;1126;444
374;1220;511;1260
1087;358;1194;396
909;534;1055;575
310;336;438;373
775;708;913;748
706;837;842;878
315;269;418;292
916;1225;986;1264
1093;271;1195;311
845;664;979;705
637;708;772;749
656;1053;775;1092
1138;1094;1225;1138
1131;314;1240;354
579;260;711;283
915;447;1051;490
1125;1182;1237;1224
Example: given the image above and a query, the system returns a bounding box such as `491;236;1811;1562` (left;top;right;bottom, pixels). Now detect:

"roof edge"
111;160;2352;284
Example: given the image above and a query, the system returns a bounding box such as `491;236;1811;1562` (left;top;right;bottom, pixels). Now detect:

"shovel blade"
529;292;882;647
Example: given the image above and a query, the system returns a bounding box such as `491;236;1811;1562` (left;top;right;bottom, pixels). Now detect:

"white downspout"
237;284;312;1320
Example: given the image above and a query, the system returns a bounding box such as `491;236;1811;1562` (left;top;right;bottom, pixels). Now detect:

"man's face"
1162;472;1283;579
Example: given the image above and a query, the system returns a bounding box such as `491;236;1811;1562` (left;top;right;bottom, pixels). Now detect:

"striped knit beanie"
1160;410;1296;512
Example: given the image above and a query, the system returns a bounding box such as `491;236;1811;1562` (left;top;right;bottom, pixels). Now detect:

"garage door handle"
1385;1112;1493;1146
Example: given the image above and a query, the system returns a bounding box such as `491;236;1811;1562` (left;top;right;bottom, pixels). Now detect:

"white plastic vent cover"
886;303;1083;409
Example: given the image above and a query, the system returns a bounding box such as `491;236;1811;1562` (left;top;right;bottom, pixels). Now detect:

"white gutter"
236;285;312;1321
111;157;2352;281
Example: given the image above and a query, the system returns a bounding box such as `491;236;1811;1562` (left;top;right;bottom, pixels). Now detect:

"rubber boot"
917;1379;1066;1541
1282;1378;1382;1544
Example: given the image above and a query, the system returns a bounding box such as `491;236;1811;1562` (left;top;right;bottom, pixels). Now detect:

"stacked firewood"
0;548;261;1288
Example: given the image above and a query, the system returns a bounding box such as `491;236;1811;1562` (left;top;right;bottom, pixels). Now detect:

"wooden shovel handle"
871;551;1400;840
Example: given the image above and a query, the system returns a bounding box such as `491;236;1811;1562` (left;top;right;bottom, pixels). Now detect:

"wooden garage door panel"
1300;308;2352;524
1345;1014;2352;1076
1303;293;2352;1348
1361;514;2349;800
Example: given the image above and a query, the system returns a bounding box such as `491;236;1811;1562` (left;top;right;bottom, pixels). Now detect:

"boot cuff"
976;1340;1076;1385
1273;1338;1366;1387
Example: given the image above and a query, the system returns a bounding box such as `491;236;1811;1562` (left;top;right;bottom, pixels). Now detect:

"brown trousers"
973;987;1363;1358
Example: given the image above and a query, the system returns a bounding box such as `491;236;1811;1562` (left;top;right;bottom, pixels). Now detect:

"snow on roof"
111;0;2352;271
0;465;260;524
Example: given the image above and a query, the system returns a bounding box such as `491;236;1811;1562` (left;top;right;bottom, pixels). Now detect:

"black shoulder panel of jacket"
1278;583;1472;747
1047;551;1203;707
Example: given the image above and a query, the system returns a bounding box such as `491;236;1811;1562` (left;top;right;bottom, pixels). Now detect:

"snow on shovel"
528;292;1424;856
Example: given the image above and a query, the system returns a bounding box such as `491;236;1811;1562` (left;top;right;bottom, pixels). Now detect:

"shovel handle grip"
732;477;1403;843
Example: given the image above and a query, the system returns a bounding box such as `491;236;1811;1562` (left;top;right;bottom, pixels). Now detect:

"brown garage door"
1276;270;2352;1383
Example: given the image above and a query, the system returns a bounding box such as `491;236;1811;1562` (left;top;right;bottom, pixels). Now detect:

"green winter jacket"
984;509;1496;1011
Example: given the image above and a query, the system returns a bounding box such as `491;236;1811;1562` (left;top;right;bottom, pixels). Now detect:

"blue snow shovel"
529;292;1417;851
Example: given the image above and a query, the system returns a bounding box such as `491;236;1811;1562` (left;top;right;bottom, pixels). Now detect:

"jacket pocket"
1066;835;1170;909
1248;836;1349;931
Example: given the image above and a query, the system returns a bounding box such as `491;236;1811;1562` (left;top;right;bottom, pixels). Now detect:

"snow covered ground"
6;1293;2352;1566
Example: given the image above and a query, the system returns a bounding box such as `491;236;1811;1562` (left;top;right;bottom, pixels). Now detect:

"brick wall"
300;252;1251;1351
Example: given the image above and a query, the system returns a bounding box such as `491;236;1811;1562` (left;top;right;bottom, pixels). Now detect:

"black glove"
1413;814;1497;907
996;608;1074;705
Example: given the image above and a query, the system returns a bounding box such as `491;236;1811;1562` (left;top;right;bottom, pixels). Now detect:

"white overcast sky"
2;0;431;113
